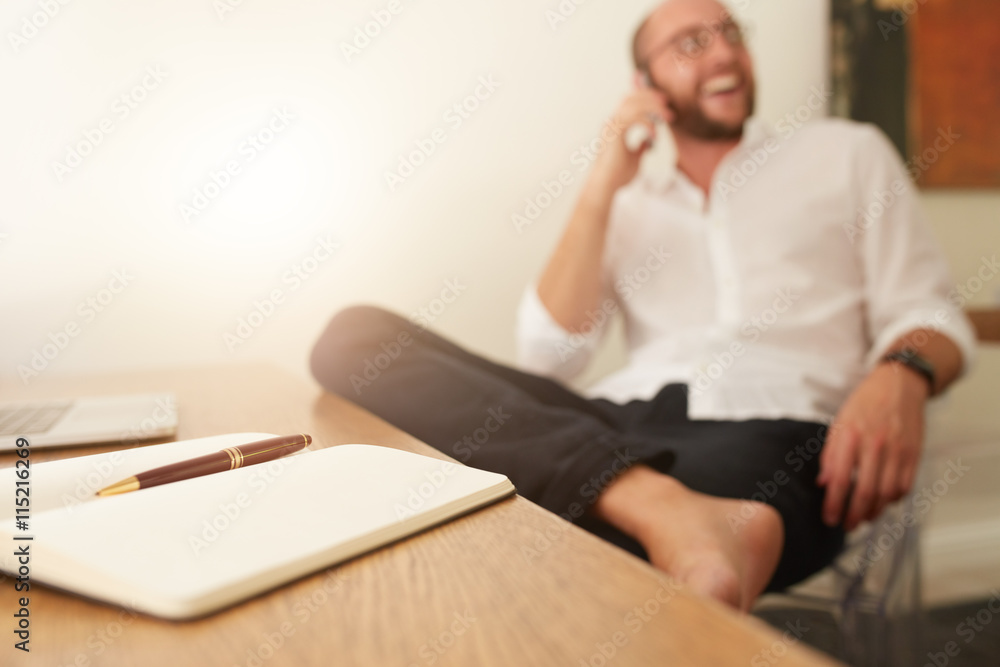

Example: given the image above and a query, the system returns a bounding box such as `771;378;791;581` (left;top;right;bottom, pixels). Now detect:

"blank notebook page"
0;438;513;619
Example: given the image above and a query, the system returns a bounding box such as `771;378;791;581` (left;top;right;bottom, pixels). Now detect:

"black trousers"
310;305;844;591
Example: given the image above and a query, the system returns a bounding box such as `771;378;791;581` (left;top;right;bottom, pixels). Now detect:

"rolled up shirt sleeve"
854;124;977;377
515;283;609;382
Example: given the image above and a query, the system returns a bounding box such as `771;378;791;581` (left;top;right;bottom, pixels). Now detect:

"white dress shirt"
516;117;977;423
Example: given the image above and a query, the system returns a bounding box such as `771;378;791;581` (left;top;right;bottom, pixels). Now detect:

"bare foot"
593;464;783;612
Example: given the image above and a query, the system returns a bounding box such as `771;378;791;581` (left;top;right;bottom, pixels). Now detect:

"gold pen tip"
96;476;141;497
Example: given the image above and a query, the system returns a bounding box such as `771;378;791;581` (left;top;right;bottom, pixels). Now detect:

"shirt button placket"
706;204;741;331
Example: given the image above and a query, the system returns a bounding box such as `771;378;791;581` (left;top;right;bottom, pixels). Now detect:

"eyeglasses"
641;18;749;68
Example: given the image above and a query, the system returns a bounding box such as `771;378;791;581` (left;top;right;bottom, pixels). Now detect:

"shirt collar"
639;116;773;197
739;115;773;148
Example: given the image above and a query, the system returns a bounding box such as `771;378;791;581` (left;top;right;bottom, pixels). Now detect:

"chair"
754;317;1000;665
753;482;925;666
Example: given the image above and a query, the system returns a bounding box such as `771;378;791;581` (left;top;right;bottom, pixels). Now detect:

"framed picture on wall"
830;0;1000;188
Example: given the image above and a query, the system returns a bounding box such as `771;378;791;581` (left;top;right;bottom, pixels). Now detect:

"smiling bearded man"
310;0;976;611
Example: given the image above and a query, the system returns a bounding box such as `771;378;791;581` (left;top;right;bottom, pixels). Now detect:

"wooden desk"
0;365;840;667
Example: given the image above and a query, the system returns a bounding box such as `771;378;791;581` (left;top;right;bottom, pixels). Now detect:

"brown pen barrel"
134;434;311;491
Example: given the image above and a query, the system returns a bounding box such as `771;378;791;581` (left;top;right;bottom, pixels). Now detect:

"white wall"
923;193;1000;309
2;0;996;392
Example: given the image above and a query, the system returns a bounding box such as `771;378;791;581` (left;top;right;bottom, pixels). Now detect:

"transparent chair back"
754;487;924;666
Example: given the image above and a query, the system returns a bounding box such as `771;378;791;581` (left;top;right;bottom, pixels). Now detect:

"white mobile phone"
625;72;675;152
627;72;677;182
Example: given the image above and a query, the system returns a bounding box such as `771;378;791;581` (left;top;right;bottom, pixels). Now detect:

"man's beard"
670;85;755;140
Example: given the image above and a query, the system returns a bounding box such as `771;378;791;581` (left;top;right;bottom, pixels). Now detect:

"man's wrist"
880;348;936;396
582;168;623;203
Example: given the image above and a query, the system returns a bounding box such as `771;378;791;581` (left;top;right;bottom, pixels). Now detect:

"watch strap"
881;348;936;393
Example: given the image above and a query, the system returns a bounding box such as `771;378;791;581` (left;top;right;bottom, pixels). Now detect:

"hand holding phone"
625;71;674;153
587;76;674;193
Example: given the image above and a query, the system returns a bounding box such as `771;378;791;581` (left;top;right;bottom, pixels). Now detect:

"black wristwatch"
881;348;936;393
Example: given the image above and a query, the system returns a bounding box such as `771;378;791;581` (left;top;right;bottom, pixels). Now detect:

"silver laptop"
0;393;178;451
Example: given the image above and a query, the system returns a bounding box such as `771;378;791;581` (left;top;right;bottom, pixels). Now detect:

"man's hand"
537;81;673;333
816;362;930;531
587;83;674;195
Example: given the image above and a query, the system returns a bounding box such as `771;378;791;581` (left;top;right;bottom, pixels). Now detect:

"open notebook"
0;433;515;619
